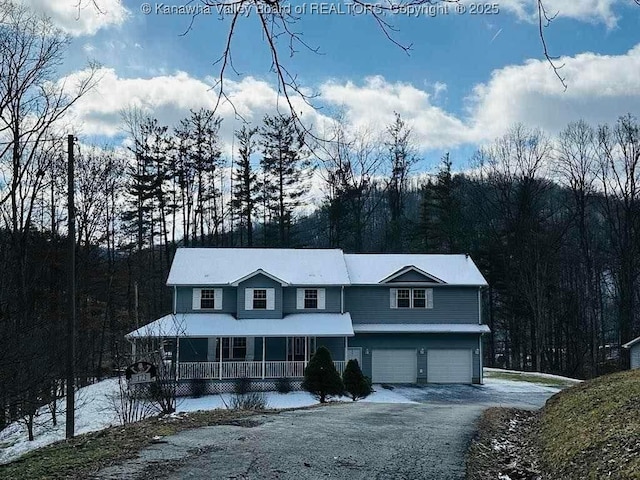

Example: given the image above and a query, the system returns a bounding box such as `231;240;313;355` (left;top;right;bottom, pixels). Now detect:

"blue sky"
21;0;640;170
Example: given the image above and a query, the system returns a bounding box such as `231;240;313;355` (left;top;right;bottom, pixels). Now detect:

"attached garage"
371;349;417;383
427;349;473;384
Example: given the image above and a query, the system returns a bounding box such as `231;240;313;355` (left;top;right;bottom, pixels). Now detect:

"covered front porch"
178;355;347;381
126;312;354;381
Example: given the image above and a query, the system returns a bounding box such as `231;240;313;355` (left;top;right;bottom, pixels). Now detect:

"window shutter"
266;288;275;310
245;288;254;310
390;288;397;309
426;288;434;309
318;289;326;310
192;288;201;310
296;289;304;309
214;289;223;310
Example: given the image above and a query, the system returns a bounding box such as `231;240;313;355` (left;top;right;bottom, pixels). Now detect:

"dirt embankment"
467;369;640;480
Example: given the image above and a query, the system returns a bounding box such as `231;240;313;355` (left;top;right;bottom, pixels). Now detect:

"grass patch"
537;369;640;480
0;410;257;480
485;371;574;387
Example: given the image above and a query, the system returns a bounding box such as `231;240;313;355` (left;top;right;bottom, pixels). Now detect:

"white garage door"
372;349;417;383
427;349;473;384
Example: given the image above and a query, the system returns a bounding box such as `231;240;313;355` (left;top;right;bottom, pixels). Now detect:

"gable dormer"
235;271;283;319
379;265;446;284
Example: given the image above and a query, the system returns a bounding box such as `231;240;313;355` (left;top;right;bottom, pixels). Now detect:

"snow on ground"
483;378;561;394
177;385;416;413
0;378;121;465
485;367;582;383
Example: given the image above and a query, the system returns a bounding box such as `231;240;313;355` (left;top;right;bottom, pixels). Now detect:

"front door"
288;337;307;361
347;347;363;366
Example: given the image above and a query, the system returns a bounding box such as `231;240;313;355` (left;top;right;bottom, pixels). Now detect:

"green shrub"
275;377;292;394
342;359;372;401
302;346;344;403
233;376;252;395
189;378;207;398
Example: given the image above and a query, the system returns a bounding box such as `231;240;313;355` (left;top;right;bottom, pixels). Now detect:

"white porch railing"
178;360;347;380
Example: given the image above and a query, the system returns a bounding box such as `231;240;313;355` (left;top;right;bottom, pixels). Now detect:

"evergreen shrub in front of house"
302;346;344;403
233;376;252;395
342;359;372;401
276;376;292;394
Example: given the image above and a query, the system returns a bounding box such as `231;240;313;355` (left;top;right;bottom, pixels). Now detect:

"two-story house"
126;248;489;387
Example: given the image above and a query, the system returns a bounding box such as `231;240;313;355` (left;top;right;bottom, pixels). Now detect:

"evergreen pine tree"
302;346;344;403
342;359;372;401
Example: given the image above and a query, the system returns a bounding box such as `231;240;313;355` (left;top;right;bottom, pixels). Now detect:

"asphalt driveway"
93;381;560;480
392;377;561;409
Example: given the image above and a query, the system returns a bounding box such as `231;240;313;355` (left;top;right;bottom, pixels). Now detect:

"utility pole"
66;134;76;439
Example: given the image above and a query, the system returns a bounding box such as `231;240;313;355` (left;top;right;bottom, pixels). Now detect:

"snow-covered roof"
622;336;640;349
344;254;488;286
126;313;354;338
353;323;490;334
166;248;350;286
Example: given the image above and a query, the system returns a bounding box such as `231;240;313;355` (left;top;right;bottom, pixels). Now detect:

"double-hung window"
221;338;247;360
200;289;216;309
296;288;325;310
397;289;411;308
391;288;433;309
253;289;267;309
304;289;318;309
413;289;426;308
193;288;222;310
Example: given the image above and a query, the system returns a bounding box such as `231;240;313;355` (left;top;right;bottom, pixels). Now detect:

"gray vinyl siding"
348;333;482;383
345;286;479;324
316;337;346;361
282;287;342;313
388;271;436;282
237;274;282;319
175;286;237;314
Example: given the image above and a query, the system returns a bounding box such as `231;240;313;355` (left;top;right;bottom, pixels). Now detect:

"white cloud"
467;44;640;141
62;44;640;154
491;0;625;28
64;68;329;154
319;76;472;149
15;0;129;36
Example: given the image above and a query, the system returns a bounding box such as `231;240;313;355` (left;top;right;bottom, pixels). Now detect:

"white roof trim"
230;269;289;286
379;265;446;284
353;323;491;334
622;336;640;349
126;313;354;338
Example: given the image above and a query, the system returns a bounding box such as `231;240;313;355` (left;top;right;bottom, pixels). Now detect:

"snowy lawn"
484;368;582;388
0;380;412;465
177;384;416;413
0;378;121;465
483;377;562;394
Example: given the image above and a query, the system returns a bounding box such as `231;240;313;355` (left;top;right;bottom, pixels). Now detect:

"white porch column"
219;337;223;380
174;336;180;381
262;337;266;380
304;336;308;368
